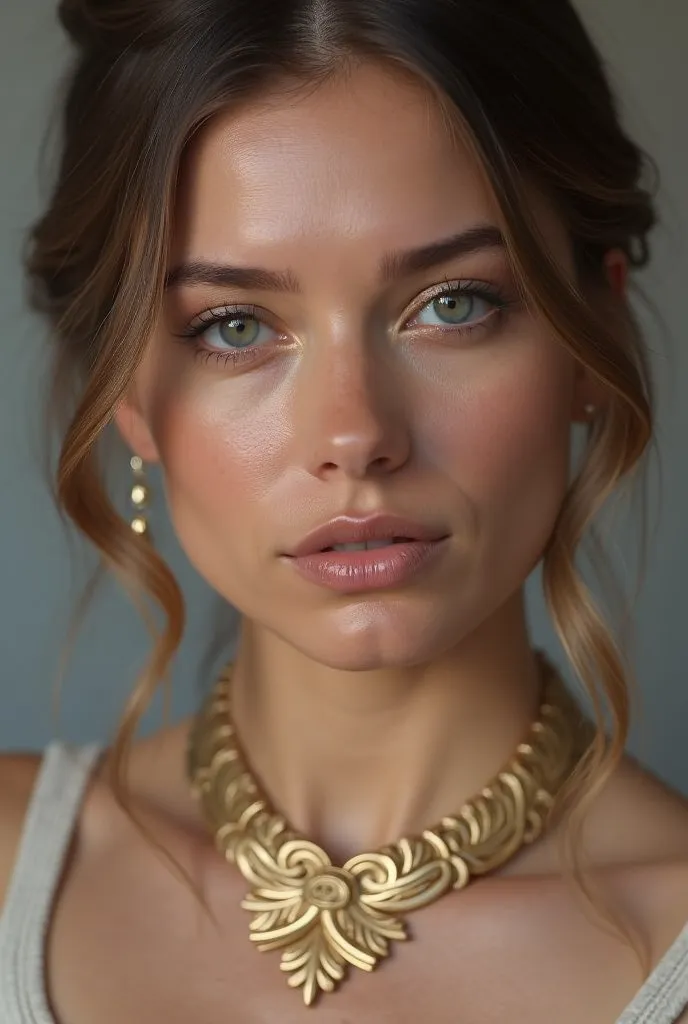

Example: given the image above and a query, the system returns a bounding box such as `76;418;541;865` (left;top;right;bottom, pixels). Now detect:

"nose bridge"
292;321;410;479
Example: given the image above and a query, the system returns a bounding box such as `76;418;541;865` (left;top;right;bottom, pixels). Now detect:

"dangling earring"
129;455;150;538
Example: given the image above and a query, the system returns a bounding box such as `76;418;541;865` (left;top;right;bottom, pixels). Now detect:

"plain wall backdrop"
0;0;686;791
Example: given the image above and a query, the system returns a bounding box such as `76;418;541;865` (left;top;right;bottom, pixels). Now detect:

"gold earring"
130;455;150;537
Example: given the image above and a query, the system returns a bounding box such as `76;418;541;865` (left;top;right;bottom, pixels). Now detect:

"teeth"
329;540;397;552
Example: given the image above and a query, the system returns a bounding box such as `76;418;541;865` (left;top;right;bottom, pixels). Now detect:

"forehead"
171;62;570;273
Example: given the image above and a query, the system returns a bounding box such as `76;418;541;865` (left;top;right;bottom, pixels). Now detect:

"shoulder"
520;752;688;923
574;755;688;963
591;754;688;865
0;752;43;910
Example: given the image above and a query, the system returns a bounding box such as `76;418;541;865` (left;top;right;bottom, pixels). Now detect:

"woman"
0;0;686;1020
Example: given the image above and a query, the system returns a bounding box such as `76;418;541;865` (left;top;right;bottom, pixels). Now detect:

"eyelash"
174;279;517;368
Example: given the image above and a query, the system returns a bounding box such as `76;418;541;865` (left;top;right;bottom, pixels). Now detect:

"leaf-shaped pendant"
242;861;410;1004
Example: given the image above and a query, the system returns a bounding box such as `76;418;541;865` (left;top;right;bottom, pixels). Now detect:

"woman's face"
116;62;594;670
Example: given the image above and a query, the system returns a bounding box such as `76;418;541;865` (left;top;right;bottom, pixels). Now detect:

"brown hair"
27;0;658;952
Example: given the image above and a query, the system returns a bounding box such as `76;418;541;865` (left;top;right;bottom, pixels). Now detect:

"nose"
292;335;411;481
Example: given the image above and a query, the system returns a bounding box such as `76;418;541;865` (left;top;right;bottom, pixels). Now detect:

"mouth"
283;526;450;593
318;537;416;553
285;515;450;560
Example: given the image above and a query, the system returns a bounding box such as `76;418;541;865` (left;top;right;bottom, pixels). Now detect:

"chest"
45;824;653;1024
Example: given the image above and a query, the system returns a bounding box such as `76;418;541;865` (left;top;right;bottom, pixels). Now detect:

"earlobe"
113;397;160;464
604;248;628;297
569;251;626;425
571;364;604;424
571;400;600;425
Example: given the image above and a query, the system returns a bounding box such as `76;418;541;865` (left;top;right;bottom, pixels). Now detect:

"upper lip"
286;514;450;558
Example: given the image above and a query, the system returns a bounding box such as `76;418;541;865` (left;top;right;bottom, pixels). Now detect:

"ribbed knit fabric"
0;741;103;1023
1;740;687;1022
616;919;688;1023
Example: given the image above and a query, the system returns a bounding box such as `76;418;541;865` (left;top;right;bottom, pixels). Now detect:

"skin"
4;61;687;1024
116;61;604;860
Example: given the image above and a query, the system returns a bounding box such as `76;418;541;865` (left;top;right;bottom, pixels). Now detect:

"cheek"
140;325;575;595
145;374;287;572
471;381;570;498
423;336;575;533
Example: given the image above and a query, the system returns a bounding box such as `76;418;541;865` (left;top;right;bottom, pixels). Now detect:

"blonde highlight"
28;0;661;968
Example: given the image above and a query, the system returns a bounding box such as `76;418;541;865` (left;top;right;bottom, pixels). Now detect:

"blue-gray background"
1;0;686;792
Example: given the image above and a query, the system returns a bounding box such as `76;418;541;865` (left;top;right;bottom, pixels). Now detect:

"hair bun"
58;0;105;48
57;0;177;52
57;0;147;50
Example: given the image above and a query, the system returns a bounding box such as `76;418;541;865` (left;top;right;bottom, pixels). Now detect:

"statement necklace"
186;652;587;1007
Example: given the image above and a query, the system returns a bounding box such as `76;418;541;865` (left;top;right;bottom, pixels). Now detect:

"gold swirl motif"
186;652;588;1007
304;868;355;909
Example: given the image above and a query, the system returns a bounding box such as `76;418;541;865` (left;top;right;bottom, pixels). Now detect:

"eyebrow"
164;224;506;293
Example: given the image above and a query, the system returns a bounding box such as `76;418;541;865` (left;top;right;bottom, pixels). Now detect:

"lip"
284;538;450;593
286;514;449;559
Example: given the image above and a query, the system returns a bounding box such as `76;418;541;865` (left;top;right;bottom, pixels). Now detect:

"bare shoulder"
579;754;688;958
598;754;688;862
0;752;43;910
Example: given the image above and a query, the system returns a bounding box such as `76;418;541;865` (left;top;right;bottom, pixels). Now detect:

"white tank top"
1;740;687;1022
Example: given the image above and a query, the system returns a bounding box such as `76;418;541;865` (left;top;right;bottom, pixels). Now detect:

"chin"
275;600;462;672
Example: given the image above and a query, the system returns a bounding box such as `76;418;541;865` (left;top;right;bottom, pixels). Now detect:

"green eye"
414;290;493;329
432;293;476;324
178;304;278;354
216;316;261;348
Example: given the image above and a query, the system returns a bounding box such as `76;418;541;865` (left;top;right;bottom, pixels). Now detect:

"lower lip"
284;539;449;593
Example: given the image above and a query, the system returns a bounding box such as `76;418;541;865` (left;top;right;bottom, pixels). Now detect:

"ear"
603;247;628;298
571;367;604;425
113;388;160;464
571;247;629;423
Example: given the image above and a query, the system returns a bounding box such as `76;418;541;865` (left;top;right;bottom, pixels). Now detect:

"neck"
229;590;542;864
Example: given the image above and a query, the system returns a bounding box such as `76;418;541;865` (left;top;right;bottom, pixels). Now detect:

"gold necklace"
186;651;587;1007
